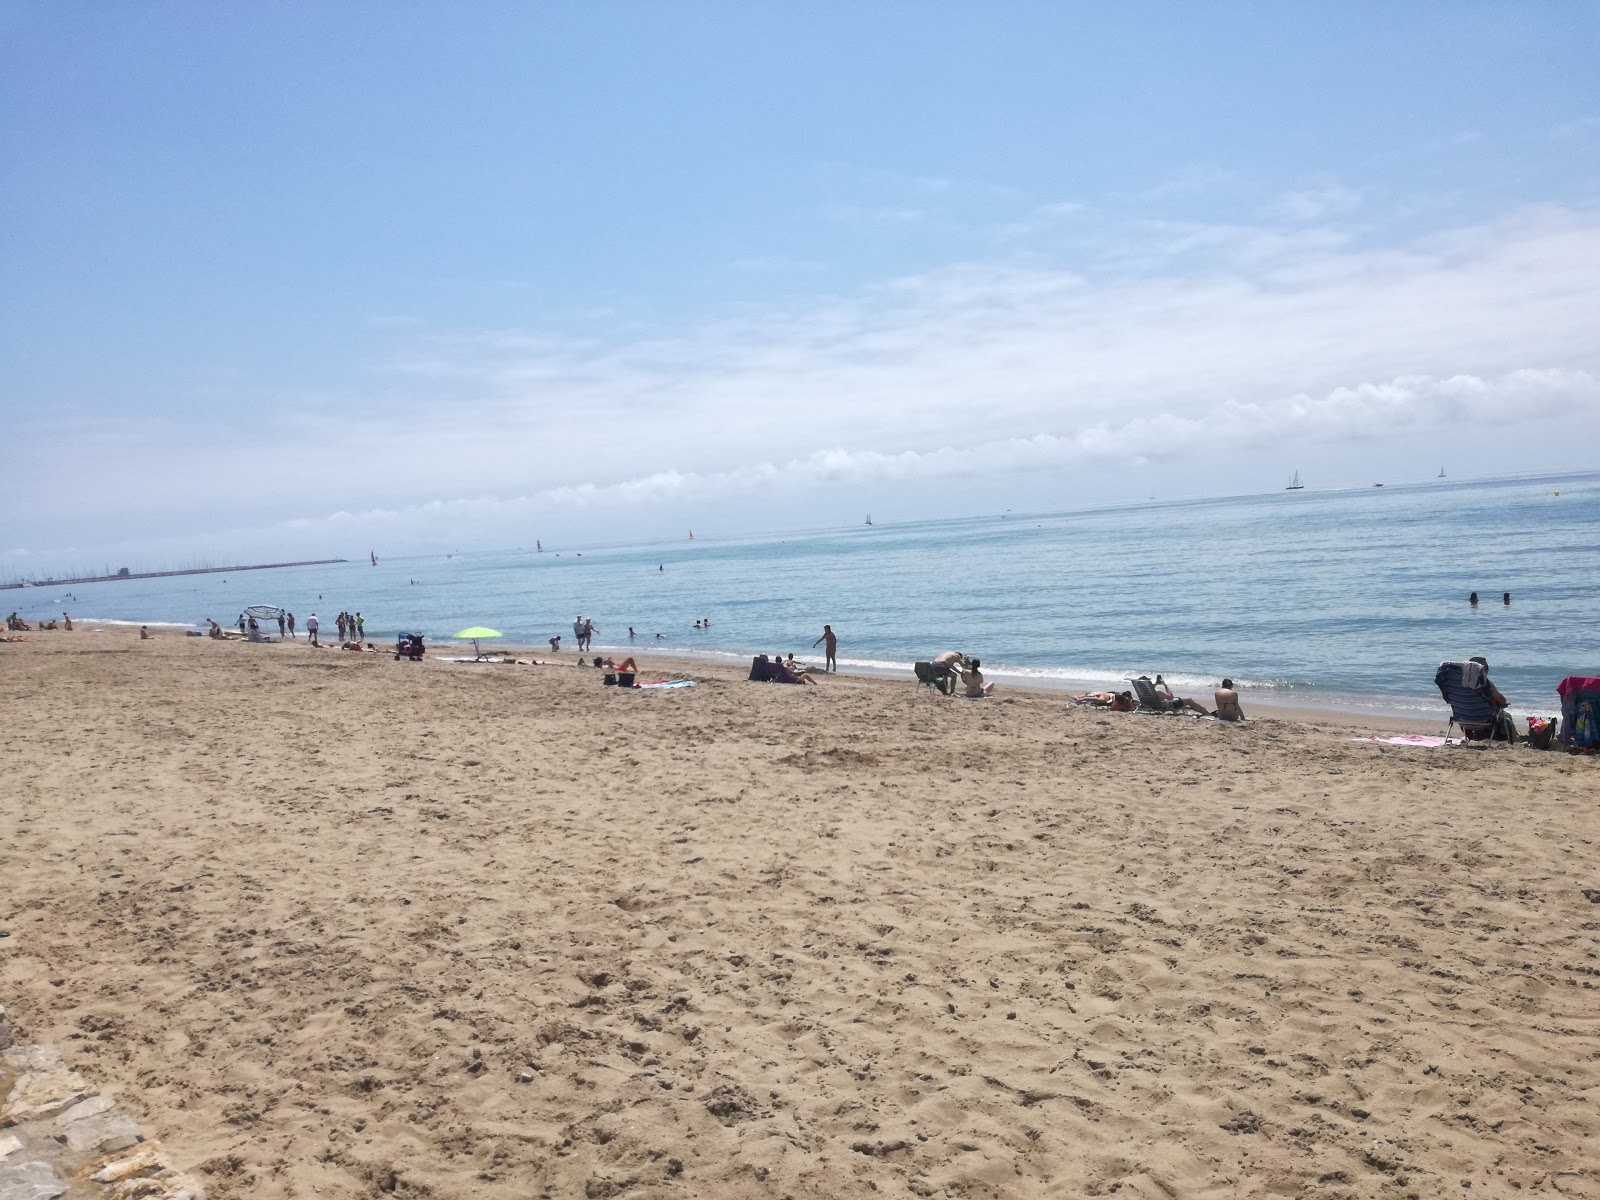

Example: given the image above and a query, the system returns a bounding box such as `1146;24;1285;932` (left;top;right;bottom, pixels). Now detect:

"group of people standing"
220;608;361;647
572;615;598;651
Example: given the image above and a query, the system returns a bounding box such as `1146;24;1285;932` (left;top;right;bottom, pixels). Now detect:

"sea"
13;472;1599;720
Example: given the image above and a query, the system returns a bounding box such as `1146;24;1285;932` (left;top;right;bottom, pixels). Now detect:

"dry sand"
2;632;1597;1199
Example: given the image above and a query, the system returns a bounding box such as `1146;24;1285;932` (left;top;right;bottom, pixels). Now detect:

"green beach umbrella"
453;626;503;660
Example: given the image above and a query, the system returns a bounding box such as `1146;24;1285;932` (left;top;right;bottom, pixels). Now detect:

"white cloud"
1551;116;1600;141
6;203;1600;567
1266;180;1363;222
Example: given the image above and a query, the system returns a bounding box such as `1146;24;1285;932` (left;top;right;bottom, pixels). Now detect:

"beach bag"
616;671;636;688
603;673;617;686
1525;716;1557;751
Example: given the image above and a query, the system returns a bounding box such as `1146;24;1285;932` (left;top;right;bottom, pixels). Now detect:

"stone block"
104;1180;168;1200
54;1095;113;1126
0;1068;88;1127
62;1112;143;1155
0;1049;60;1075
0;1159;66;1200
0;1048;92;1127
92;1143;167;1183
0;1136;19;1161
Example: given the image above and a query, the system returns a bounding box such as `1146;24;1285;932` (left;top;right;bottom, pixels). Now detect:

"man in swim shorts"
813;624;838;672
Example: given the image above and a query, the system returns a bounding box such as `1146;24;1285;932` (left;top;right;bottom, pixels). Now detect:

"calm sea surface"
16;473;1600;718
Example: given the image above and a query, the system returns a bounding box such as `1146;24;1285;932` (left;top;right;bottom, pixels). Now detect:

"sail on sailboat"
1286;471;1305;491
370;550;377;566
865;514;872;526
536;539;542;552
1438;465;1446;478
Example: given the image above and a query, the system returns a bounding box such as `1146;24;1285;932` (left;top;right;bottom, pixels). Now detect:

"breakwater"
0;558;347;590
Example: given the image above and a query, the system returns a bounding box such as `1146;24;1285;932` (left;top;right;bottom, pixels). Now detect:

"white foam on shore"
76;618;200;629
586;642;1457;721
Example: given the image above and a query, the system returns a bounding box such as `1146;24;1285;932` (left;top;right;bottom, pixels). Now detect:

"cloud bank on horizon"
2;6;1597;573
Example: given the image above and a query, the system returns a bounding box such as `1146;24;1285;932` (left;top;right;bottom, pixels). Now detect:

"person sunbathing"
771;654;816;685
1074;690;1135;711
1213;679;1245;721
1462;656;1517;743
960;659;995;698
1139;675;1210;714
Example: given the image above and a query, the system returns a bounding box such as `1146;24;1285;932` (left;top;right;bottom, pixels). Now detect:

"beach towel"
1353;734;1451;747
636;679;696;689
1557;676;1600;752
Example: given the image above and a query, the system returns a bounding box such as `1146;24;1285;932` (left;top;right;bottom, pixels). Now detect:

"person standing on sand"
287;612;296;639
355;612;365;641
306;613;320;646
63;613;72;630
277;613;286;638
812;624;838;672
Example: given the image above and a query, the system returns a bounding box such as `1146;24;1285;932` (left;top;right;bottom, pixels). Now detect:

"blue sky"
3;3;1598;571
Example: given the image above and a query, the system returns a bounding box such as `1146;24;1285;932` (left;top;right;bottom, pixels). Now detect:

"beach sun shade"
452;626;503;660
243;605;286;620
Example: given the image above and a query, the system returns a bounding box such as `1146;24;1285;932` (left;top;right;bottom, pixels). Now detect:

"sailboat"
1438;466;1446;479
688;530;694;540
536;540;542;552
865;514;873;526
370;550;377;566
1286;471;1305;491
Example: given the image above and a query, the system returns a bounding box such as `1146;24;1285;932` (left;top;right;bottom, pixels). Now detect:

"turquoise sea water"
13;473;1599;718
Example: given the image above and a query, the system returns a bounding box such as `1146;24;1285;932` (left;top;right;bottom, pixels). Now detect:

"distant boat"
865;514;873;526
1286;470;1305;491
1374;482;1384;488
370;550;377;566
536;540;542;552
1438;466;1446;478
688;530;694;539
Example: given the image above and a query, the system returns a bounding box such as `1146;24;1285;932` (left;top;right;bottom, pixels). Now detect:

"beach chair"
1556;676;1600;754
914;661;951;695
1434;661;1513;745
1130;676;1179;714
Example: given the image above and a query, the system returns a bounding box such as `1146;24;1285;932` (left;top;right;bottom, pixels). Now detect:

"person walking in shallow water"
286;612;296;639
813;624;838;673
305;613;319;646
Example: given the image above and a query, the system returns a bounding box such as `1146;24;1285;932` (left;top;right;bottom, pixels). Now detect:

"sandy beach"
3;630;1597;1198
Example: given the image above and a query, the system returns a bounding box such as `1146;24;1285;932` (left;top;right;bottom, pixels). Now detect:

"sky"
2;2;1598;574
